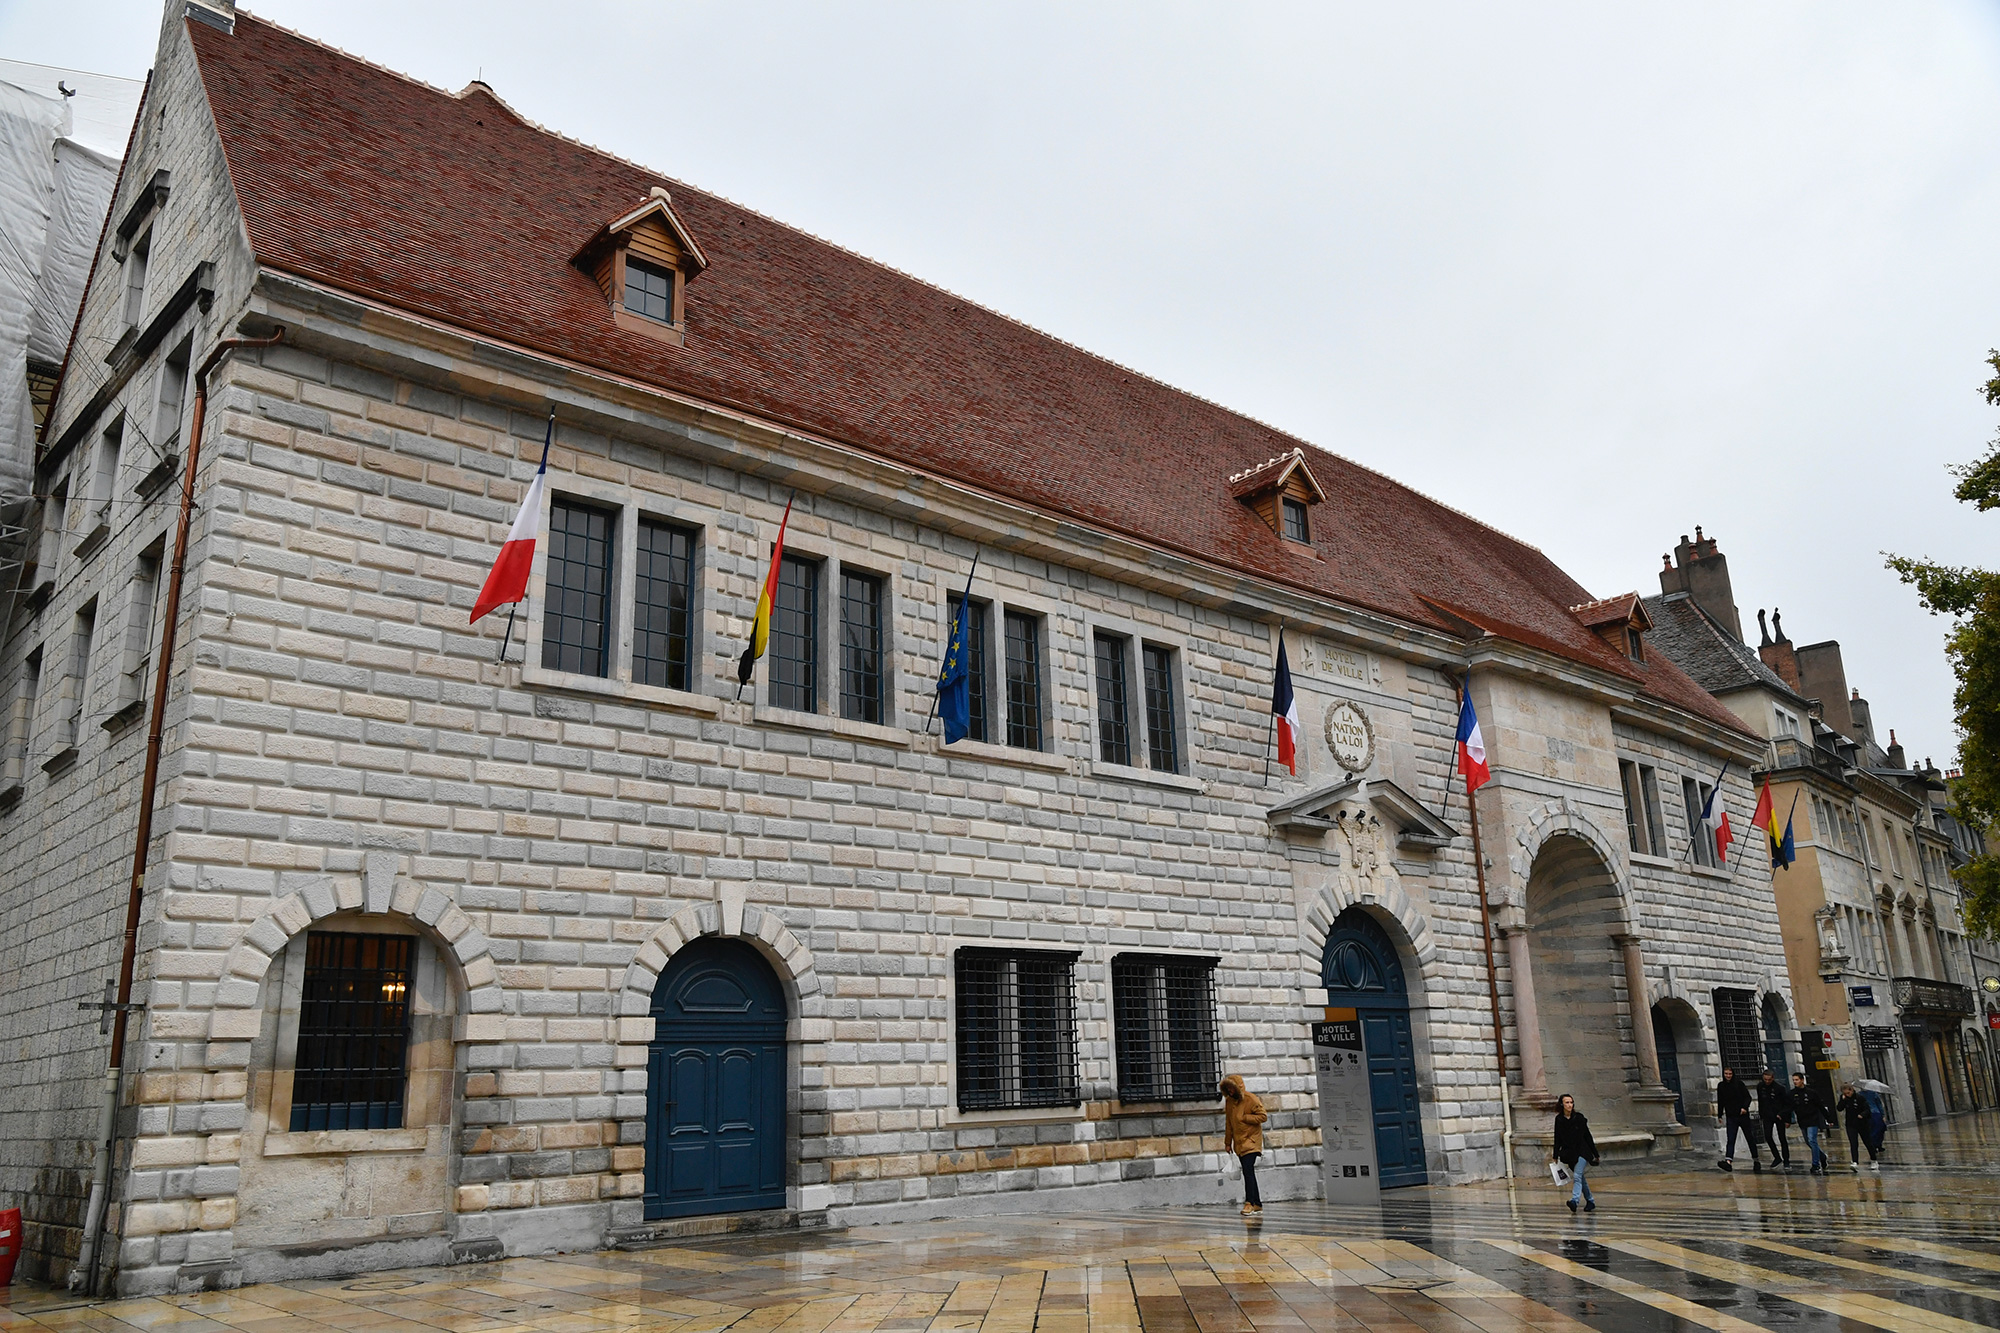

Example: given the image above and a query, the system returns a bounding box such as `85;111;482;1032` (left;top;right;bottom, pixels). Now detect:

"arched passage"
1524;833;1631;1122
646;937;788;1219
1322;907;1427;1187
1650;998;1706;1125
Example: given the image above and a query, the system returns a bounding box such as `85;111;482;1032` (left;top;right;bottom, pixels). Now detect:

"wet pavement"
5;1112;1999;1332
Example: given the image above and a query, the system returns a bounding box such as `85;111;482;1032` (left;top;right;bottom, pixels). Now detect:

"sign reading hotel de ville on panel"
1314;1014;1380;1204
1324;701;1374;774
1293;638;1379;687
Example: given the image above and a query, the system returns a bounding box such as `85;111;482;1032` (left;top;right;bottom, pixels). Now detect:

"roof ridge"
230;11;1548;566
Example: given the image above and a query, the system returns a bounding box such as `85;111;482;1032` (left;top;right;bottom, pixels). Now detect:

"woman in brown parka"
1220;1074;1268;1214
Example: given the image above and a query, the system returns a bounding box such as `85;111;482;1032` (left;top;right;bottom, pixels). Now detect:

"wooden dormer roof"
1228;448;1326;503
1570;592;1651;632
574;188;709;277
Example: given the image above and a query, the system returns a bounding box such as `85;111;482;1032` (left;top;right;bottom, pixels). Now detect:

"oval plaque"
1324;700;1374;773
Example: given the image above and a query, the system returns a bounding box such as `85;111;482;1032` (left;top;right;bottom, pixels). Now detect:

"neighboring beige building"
1;1;1796;1296
1645;530;1989;1124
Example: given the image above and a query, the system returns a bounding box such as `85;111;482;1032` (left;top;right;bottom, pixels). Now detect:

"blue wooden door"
646;938;787;1219
1652;1008;1685;1124
1323;908;1428;1187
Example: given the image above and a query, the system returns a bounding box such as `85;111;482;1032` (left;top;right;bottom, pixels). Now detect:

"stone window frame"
521;468;718;717
751;528;905;735
1617;758;1667;860
1082;608;1196;789
1108;952;1220;1108
942;943;1087;1127
246;914;461;1159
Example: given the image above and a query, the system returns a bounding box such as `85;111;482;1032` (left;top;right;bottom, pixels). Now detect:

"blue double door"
1323;909;1428;1187
645;938;788;1219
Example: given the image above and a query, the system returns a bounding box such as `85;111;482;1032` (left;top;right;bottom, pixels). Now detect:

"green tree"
1886;349;2000;936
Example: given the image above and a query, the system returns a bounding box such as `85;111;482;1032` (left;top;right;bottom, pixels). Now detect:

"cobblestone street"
5;1113;1999;1332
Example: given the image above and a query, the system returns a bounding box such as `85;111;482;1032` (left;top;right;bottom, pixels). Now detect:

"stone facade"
0;1;1797;1296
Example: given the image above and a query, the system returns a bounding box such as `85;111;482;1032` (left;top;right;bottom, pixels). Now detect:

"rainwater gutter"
72;327;284;1295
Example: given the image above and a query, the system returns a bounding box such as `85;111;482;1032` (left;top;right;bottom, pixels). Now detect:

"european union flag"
937;591;972;744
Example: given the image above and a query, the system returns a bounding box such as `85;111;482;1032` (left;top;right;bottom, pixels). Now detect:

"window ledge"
520;662;721;716
135;451;178;500
262;1126;436;1157
1688;863;1733;882
40;745;77;777
1085;760;1205;794
1110;1098;1224;1117
752;704;910;749
24;578;52;613
72;520;109;561
942;1103;1086;1129
925;734;1073;774
1628;853;1676;870
101;697;146;733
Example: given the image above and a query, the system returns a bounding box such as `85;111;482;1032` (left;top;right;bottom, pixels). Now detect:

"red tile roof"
185;12;1750;739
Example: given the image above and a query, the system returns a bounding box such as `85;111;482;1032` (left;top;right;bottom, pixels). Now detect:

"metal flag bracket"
79;979;146;1035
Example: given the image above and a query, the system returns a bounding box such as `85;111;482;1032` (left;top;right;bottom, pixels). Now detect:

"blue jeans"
1803;1125;1826;1170
1568;1157;1593;1206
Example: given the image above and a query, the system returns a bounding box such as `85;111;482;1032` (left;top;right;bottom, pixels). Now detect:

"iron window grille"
769;553;819;712
1003;610;1043;750
634;519;695;691
291;932;414;1131
1142;644;1178;773
839;569;885;723
948;594;990;743
1094;633;1131;765
955;948;1080;1111
543;499;615;677
1112;954;1219;1103
1713;986;1760;1080
1281;496;1310;543
624;256;676;324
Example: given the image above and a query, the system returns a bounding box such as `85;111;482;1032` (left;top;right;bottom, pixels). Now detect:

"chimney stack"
1758;607;1801;692
1887;729;1907;770
1847;687;1873;745
1658;526;1744;641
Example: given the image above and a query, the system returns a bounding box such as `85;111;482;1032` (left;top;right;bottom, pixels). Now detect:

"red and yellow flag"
736;496;794;687
1751;778;1782;864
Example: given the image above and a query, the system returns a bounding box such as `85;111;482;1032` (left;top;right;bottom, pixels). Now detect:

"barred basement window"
1112;954;1218;1103
543;499;615;677
955;948;1079;1111
290;932;414;1131
947;593;990;743
1094;632;1131;765
1713;986;1759;1079
839;569;884;723
1142;644;1178;773
634;519;694;691
770;553;819;712
1003;610;1043;750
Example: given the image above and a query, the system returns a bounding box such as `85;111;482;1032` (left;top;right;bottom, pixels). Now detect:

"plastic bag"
1548;1161;1571;1187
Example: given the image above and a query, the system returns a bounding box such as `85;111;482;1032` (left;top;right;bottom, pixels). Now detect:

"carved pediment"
1267;776;1456;851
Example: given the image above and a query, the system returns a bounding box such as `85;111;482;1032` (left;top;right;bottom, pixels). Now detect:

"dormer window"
575;186;708;348
1625;626;1644;662
1229;448;1326;546
624;256;678;325
1281;497;1310;543
1569;591;1652;664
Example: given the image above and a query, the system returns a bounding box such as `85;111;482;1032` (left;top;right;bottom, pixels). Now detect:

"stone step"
608;1209;835;1249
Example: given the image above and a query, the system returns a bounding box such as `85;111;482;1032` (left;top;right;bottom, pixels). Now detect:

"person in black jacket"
1790;1073;1833;1173
1756;1070;1794;1168
1552;1094;1600;1213
1715;1069;1762;1172
1836;1082;1879;1169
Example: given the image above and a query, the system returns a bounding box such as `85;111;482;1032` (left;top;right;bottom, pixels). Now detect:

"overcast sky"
6;0;1997;765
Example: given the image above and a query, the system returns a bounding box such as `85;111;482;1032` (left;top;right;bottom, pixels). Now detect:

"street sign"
1848;985;1875;1008
1312;1011;1379;1205
1988;1012;2000;1031
1859;1026;1899;1050
1815;1059;1839;1070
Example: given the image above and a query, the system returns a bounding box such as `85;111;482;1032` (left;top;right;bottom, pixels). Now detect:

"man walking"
1790;1073;1832;1174
1715;1068;1761;1172
1756;1069;1794;1168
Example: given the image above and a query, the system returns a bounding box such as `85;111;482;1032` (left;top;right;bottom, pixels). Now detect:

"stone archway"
1650;997;1707;1125
1522;831;1636;1124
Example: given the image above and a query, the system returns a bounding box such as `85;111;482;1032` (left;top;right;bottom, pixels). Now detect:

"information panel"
1312;1010;1380;1204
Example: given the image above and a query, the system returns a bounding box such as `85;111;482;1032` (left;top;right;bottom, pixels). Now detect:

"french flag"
1697;761;1734;865
1271;631;1300;775
471;415;552;624
1455;678;1491;796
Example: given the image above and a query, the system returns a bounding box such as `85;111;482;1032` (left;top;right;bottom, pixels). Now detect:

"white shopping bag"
1548;1161;1571;1187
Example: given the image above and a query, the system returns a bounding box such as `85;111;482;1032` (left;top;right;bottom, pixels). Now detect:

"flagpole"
926;553;979;738
1466;757;1511;1180
498;604;517;663
1686;759;1730;864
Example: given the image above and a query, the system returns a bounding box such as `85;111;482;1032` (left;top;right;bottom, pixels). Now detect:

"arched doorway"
1760;994;1790;1078
1524;835;1628;1121
646;937;787;1219
1322;908;1427;1187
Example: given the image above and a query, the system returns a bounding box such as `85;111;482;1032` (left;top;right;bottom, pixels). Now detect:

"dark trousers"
1724;1112;1761;1161
1239;1152;1261;1205
1847;1127;1878;1161
1764;1118;1791;1163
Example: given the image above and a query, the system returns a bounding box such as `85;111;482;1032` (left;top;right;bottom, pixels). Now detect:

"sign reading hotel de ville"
1313;1012;1380;1203
1324;701;1375;774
